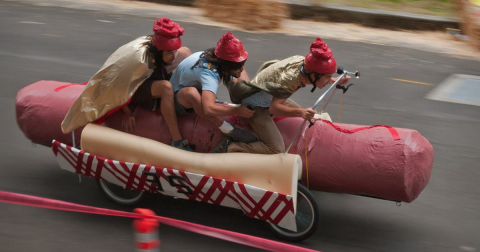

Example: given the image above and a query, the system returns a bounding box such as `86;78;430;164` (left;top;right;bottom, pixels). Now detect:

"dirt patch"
12;0;480;59
455;0;480;50
195;0;288;30
279;19;480;59
299;0;454;18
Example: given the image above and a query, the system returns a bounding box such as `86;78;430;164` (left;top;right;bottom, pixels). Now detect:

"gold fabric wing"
227;56;304;104
250;55;304;96
61;36;154;133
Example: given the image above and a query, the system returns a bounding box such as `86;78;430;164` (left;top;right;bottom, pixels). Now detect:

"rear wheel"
267;184;319;242
97;179;144;206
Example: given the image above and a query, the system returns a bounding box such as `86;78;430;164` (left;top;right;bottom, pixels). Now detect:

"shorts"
128;79;160;112
173;87;202;116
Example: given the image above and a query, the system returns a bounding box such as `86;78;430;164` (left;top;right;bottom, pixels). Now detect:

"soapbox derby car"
15;78;434;242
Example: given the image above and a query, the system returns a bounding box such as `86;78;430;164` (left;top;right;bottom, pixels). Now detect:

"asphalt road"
1;1;480;252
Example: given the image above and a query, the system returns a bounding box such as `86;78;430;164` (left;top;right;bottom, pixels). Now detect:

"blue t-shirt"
170;51;221;94
242;90;273;108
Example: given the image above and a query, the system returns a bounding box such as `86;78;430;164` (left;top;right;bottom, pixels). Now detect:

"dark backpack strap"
226;81;261;104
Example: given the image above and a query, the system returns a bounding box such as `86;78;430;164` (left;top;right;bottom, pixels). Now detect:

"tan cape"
61;36;155;133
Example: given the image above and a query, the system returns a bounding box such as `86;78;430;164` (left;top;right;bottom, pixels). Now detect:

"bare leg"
176;87;223;127
151;80;182;141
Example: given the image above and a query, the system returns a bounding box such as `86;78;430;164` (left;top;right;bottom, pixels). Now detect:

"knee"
269;145;285;154
178;87;201;107
159;81;173;93
178;47;192;59
152;81;173;97
183;88;201;101
265;142;285;154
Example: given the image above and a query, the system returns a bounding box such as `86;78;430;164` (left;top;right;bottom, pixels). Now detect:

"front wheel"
267;184;319;242
97;179;144;206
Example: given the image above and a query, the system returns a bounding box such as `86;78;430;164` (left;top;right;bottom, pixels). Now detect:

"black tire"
267;184;319;242
97;179;144;206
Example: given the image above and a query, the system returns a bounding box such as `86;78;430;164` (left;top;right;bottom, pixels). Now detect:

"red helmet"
304;37;337;75
214;31;249;62
152;18;185;51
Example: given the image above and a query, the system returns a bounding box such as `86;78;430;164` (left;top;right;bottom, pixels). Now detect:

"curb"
139;0;459;31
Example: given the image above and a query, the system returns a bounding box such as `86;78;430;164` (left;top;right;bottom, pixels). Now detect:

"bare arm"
121;105;136;133
269;97;316;120
330;75;351;85
122;105;133;116
202;91;254;118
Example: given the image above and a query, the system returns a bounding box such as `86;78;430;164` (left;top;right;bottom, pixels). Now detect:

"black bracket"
336;83;354;94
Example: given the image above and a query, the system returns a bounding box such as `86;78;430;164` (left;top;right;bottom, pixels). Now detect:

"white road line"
19;21;46;24
96;20;115;23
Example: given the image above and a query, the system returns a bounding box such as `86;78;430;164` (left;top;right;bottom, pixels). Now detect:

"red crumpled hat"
152;18;185;51
214;31;249;62
304;37;337;74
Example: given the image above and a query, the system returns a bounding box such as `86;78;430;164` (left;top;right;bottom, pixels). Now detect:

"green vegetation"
299;0;454;17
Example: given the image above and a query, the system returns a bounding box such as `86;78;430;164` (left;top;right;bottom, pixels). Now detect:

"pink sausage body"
16;81;433;202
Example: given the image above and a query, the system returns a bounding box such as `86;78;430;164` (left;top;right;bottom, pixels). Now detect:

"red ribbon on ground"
273;117;401;141
0;190;319;252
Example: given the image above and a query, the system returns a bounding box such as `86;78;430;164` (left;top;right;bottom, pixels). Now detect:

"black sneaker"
210;137;232;153
227;127;258;144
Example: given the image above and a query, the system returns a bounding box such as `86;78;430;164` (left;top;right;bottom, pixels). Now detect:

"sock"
172;139;185;146
218;121;234;134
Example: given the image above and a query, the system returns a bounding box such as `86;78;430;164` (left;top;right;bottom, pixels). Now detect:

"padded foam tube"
16;81;84;147
276;118;434;203
81;124;302;198
16;80;434;203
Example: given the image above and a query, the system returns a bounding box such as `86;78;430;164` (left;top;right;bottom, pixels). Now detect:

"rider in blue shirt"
169;32;257;144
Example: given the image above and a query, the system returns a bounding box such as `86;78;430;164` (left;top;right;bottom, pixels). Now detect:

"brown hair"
192;48;246;85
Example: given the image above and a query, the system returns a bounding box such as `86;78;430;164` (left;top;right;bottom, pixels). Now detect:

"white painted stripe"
19;21;46;24
235;193;249;211
184;172;201;186
270;197;285;220
111;160;129;178
233;183;254;208
135;231;158;243
96;20;115;23
43;33;64;38
172;169;181;177
211;188;220;201
263;193;278;212
201;177;214;195
57;148;77;169
90;157;100;177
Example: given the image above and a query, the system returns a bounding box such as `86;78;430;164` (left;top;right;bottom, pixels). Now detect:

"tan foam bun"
81;124;302;197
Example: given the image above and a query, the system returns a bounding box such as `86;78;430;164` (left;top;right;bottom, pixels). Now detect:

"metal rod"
72;130;81;183
284;120;307;155
284;72;348;155
311;72;347;110
71;130;76;148
320;88;338;113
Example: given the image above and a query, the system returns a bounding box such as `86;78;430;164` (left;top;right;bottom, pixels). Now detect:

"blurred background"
1;0;479;251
